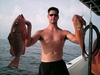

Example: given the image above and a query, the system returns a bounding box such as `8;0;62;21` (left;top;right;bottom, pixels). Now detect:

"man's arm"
25;21;32;47
25;21;41;47
65;30;79;44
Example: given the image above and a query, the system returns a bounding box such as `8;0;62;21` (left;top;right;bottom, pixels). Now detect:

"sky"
0;0;100;45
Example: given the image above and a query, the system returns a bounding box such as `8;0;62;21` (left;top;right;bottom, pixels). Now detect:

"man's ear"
58;15;59;19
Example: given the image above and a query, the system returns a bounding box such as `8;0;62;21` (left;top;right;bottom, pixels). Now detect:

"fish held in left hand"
7;14;27;68
72;14;87;60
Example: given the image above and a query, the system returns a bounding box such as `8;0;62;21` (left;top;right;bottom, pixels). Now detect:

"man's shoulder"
37;29;43;32
36;28;47;34
36;30;44;34
62;30;72;35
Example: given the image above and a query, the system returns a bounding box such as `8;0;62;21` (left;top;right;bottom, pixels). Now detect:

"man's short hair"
48;7;59;14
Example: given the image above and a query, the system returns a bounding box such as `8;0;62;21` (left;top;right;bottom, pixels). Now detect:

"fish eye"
16;22;18;25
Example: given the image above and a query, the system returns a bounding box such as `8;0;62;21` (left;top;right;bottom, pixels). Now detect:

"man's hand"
25;20;31;26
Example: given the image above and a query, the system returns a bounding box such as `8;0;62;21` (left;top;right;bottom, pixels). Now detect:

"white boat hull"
66;55;88;75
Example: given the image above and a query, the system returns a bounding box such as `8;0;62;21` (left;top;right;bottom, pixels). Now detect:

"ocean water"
0;39;81;75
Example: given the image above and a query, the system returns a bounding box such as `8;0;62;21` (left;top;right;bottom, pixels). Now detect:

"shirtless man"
25;7;79;75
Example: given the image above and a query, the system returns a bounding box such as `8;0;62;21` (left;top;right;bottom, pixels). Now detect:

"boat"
66;0;100;75
67;55;88;75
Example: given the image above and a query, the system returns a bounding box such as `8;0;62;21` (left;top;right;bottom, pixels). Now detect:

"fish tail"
8;58;19;68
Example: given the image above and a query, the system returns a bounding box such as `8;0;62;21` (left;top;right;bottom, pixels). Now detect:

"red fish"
8;14;27;68
92;38;100;75
72;14;87;60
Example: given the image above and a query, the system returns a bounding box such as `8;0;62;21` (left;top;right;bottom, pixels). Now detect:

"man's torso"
39;28;67;62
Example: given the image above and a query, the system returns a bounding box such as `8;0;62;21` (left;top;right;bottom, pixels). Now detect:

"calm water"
0;39;81;75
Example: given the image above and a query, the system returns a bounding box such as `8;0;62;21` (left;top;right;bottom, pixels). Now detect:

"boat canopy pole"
88;4;93;75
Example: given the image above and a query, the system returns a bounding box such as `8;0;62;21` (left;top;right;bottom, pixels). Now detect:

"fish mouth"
17;14;24;19
20;14;24;19
15;14;25;22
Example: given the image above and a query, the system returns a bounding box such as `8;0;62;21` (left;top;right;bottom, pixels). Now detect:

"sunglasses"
49;14;58;17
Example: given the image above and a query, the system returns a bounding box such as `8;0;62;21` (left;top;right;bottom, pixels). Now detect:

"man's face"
48;10;59;24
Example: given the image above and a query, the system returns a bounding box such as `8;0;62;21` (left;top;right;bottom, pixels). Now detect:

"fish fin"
22;40;27;55
8;33;13;45
8;33;16;56
22;47;25;55
8;58;19;68
21;32;26;55
10;47;15;56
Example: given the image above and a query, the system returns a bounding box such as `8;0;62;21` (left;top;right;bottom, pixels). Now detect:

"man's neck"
48;23;58;30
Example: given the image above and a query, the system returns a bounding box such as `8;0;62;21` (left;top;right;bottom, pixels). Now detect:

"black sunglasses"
49;14;58;17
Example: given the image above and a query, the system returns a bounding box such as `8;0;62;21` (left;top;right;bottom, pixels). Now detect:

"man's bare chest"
41;32;65;43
